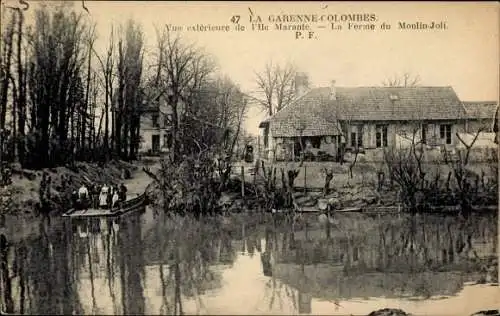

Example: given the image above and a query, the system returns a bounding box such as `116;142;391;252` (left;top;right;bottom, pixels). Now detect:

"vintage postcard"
0;1;498;315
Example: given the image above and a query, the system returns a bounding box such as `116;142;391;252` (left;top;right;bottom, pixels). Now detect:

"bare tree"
493;104;498;144
15;6;28;165
114;19;144;160
184;75;248;189
444;128;485;215
382;72;421;87
152;29;215;162
0;9;17;177
93;27;115;159
27;3;90;167
254;61;302;116
82;25;96;154
383;125;427;213
0;9;16;134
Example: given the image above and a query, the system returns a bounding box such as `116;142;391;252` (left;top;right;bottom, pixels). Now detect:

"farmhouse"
138;102;173;155
462;101;498;133
258;80;493;162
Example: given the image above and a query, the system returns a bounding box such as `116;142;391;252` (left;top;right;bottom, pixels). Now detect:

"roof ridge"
328;85;454;89
462;100;498;104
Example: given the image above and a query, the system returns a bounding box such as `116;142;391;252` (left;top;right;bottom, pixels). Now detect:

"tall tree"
115;19;144;160
152;29;215;162
0;10;16;162
15;7;28;165
26;3;90;167
254;61;305;116
93;27;115;159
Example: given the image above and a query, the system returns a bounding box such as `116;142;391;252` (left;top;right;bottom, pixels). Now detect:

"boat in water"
62;193;146;218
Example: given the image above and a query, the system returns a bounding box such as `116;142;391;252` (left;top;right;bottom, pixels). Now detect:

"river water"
0;208;498;315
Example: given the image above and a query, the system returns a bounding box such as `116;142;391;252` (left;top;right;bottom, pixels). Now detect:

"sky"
6;1;499;135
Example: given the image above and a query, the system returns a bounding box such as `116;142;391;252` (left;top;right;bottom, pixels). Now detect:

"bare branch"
382;72;421;87
254;61;304;116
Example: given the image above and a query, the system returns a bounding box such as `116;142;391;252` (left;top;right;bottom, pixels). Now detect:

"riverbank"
0;158;159;220
230;159;497;214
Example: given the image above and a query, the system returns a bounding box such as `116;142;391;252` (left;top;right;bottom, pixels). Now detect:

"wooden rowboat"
62;193;146;218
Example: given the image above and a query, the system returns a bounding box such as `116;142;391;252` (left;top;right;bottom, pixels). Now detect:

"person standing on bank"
78;184;89;209
119;183;127;202
99;184;109;209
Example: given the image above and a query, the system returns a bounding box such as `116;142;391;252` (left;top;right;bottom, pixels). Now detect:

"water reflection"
0;209;498;315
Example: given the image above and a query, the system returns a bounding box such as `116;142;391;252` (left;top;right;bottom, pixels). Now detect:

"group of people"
72;183;128;211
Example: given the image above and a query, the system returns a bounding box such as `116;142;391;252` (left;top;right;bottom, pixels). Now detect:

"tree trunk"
16;11;26;166
104;76;110;159
0;13;15;134
115;40;125;158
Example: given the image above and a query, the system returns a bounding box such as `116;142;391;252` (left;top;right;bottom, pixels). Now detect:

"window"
440;124;452;144
163;134;168;148
350;132;357;148
421;124;427;144
376;125;388;148
310;137;321;149
350;126;363;148
163;133;172;148
357;126;363;148
263;127;269;147
152;113;159;128
353;247;359;262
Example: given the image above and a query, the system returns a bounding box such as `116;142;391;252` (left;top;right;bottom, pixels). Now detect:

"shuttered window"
421;124;427;144
376;125;388;148
440;124;452;144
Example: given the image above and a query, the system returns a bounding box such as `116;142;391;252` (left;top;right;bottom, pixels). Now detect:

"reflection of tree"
0;233;14;313
271;212;497;303
373;213;496;272
104;218;118;315
117;214;145;315
4;210;240;315
261;225;300;313
87;229;98;314
2;218;81;314
150;212;237;315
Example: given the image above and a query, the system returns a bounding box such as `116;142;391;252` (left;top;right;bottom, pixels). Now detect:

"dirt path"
124;159;162;197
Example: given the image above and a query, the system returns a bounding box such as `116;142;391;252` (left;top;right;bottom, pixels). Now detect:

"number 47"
230;15;240;24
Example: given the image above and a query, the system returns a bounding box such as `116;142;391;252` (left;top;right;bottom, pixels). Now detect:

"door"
152;134;160;153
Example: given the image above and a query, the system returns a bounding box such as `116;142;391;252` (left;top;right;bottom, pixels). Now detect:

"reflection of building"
261;213;497;303
260;252;272;277
298;292;312;314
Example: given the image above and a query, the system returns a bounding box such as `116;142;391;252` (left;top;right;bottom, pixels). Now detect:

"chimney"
330;80;336;100
294;72;309;97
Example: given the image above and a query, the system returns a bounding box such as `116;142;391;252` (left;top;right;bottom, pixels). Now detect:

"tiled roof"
268;88;342;137
462;101;498;119
266;86;467;137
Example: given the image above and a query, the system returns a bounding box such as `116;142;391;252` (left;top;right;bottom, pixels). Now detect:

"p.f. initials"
295;31;315;39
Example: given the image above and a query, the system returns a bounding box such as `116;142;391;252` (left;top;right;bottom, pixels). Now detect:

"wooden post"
253;160;257;186
258;135;261;158
241;165;245;198
304;165;307;194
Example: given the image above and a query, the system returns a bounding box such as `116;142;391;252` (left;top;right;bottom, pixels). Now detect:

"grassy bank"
0;160;143;218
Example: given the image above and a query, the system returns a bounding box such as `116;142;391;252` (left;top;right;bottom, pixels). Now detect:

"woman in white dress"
111;189;120;210
99;184;109;209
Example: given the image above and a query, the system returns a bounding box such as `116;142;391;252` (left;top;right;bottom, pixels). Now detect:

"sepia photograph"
0;1;498;315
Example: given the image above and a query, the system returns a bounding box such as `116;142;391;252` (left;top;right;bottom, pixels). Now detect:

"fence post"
241;165;245;198
304;165;307;194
